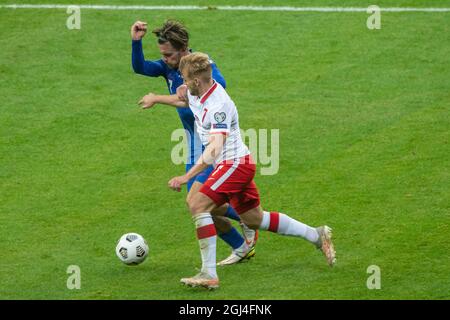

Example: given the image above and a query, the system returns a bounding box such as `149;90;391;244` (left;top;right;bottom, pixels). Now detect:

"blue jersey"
131;40;226;164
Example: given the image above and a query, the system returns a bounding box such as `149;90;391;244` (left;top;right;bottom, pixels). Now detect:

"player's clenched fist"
138;93;157;109
131;21;148;40
176;84;188;101
168;175;189;192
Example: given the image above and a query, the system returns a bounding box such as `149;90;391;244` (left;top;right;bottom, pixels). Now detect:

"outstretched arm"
138;93;188;109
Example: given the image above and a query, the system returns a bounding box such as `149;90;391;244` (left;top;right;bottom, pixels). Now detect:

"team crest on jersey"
214;112;226;123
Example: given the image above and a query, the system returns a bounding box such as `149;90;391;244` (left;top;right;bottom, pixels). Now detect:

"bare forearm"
168;134;226;192
185;161;210;181
154;94;188;108
185;135;225;180
139;93;188;109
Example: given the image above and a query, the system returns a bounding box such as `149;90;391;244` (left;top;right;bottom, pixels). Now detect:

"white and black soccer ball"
115;233;149;265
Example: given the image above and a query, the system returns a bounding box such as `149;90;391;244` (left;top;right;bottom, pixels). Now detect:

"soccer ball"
115;233;149;265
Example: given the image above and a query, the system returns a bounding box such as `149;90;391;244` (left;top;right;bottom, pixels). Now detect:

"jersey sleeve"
211;62;226;89
209;104;231;135
131;40;166;77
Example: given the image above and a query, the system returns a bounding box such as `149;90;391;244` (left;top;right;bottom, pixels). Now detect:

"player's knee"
187;196;206;214
185;193;199;211
185;196;191;210
186;197;196;213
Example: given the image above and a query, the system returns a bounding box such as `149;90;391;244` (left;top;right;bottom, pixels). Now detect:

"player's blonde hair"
179;52;212;81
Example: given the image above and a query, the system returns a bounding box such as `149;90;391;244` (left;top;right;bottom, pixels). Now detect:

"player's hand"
176;84;188;102
168;175;189;192
138;93;157;109
131;21;148;40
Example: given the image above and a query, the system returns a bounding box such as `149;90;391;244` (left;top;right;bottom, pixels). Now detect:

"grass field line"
1;4;450;12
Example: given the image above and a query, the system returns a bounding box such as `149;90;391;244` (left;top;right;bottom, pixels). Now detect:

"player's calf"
240;207;336;266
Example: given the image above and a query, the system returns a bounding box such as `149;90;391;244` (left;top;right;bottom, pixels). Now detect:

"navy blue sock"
219;227;245;250
224;206;241;222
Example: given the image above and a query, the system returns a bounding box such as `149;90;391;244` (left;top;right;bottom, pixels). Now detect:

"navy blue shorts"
186;164;215;192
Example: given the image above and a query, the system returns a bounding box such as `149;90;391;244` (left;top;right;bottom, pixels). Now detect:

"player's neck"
174;49;190;70
180;48;191;58
197;79;215;98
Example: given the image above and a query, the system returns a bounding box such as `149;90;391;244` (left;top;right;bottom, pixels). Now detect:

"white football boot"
217;245;256;266
315;226;336;266
180;272;219;290
217;223;259;266
240;222;259;247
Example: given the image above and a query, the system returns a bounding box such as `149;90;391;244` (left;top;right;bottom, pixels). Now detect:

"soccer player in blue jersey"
131;20;257;265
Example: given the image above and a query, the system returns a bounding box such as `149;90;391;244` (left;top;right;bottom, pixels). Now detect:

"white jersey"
187;81;250;165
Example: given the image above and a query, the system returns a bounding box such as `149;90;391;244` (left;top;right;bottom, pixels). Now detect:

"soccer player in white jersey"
133;20;258;265
141;53;336;289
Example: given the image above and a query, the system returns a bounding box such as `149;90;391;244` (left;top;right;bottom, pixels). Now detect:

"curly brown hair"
152;20;189;51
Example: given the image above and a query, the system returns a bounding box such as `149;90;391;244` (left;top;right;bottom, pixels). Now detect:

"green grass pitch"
0;0;449;299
